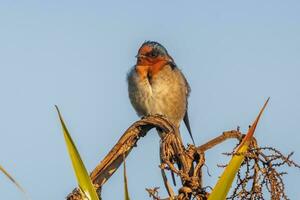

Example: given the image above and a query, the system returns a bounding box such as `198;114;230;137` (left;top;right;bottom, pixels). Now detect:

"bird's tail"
183;111;195;145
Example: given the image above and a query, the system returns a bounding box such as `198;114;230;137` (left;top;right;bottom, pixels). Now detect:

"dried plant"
65;115;299;200
225;142;300;200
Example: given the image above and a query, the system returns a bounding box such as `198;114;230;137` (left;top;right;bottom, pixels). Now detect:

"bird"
127;41;195;145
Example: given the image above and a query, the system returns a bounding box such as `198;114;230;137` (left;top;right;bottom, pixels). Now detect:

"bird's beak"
135;54;146;59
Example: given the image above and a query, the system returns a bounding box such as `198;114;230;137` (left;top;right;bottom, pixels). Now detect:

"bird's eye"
149;50;158;58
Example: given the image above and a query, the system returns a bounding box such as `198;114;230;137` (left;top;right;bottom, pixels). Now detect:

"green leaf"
208;98;269;200
123;155;131;200
55;106;100;200
0;164;30;200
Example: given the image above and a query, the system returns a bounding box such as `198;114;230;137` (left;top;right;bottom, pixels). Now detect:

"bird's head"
135;41;175;79
136;41;174;65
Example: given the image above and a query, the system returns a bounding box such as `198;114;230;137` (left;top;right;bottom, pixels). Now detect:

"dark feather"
183;110;195;145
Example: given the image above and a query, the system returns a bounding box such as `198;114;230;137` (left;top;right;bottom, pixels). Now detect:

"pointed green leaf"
0;164;30;199
55;106;100;200
208;98;269;200
123;155;131;200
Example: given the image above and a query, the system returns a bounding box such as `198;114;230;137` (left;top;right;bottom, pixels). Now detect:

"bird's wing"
183;110;195;145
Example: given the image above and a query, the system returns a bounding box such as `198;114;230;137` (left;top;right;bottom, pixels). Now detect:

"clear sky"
0;1;299;199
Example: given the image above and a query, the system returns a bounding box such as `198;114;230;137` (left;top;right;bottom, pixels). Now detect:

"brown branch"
67;115;176;200
197;130;242;152
66;116;245;200
66;115;298;200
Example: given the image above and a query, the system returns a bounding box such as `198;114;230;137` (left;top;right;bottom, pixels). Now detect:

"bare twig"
66;116;299;200
197;130;242;152
67;115;175;199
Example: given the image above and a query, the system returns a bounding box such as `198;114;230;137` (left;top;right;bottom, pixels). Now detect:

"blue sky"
0;1;299;199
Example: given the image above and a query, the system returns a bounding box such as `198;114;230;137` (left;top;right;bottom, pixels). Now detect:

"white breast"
127;65;188;127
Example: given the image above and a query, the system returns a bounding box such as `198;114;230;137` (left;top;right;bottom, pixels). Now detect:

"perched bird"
127;41;195;144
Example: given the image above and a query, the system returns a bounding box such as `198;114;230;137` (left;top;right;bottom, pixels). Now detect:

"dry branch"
67;115;176;199
66;115;299;200
66;116;244;200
